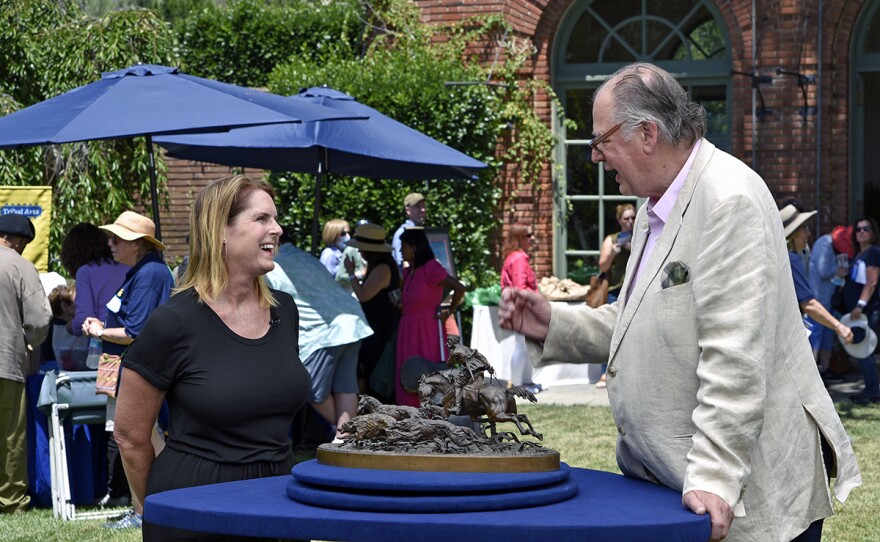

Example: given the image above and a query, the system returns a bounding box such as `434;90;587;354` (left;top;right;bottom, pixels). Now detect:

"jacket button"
608;366;618;377
617;426;626;435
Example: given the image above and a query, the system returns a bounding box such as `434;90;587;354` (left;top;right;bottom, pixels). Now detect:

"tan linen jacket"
532;140;861;541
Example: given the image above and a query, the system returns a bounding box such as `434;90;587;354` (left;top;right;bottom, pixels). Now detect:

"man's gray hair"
594;62;707;147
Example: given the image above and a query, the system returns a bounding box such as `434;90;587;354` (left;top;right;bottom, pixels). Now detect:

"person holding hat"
344;223;401;403
807;224;855;378
391;192;427;270
841;216;880;404
0;214;51;514
780;205;853;355
82;210;173;529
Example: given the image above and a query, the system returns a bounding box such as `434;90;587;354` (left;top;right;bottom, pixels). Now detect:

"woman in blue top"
780;205;853;352
842;216;880;404
82;211;174;519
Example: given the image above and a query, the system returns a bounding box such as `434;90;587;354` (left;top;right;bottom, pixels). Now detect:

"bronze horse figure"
418;370;542;441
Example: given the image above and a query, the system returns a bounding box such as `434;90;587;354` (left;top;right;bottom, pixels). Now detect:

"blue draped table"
145;467;711;541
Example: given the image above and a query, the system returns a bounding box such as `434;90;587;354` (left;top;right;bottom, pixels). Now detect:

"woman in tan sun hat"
81;210;174;525
344;222;401;403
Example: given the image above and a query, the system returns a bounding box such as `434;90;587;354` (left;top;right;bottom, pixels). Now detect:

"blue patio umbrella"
155;86;487;252
0;65;363;239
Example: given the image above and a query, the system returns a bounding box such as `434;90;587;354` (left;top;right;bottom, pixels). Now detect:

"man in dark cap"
0;214;36;255
0;213;51;513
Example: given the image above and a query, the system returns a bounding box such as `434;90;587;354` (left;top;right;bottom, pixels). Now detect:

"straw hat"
838;312;879;359
346;223;391;253
780;204;816;239
99;211;165;251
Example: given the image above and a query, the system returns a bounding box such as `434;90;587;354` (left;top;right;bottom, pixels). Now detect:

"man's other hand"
683;490;734;541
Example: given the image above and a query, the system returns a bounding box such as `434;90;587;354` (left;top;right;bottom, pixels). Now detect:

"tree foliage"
174;0;365;87
266;0;564;288
0;1;178;274
0;0;563;289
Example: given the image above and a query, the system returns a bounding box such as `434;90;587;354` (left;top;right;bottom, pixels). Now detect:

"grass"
2;403;878;541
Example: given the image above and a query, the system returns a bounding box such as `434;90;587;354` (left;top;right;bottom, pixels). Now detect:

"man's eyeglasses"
589;122;624;157
108;235;121;245
856;226;873;233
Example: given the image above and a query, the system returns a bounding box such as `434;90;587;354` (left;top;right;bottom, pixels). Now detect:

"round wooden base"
316;444;560;472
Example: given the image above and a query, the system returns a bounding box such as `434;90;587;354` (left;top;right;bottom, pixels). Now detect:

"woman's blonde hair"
615;203;636;220
502;222;531;258
177;175;277;307
322;219;349;247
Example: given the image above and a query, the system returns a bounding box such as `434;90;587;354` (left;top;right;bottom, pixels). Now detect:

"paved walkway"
522;373;865;407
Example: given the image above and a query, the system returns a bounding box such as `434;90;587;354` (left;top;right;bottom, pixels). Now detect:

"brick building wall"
162;0;873;276
158;159;265;263
411;0;873;278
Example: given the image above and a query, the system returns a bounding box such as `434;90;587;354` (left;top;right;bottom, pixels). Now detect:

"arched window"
852;0;880;220
552;0;731;281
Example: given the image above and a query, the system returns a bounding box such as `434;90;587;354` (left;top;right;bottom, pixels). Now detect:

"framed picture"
424;227;456;279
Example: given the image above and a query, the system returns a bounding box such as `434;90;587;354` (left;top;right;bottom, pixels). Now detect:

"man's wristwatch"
95;327;104;338
857;299;868;309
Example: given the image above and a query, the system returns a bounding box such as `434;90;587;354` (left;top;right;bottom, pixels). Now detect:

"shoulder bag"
586;273;610;308
95;353;123;397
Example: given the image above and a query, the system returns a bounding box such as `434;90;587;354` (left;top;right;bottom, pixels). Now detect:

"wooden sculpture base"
317;445;560;473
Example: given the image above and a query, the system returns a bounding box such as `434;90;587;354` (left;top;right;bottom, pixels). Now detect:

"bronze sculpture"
445;335;494;415
321;340;550;469
417;371;542;441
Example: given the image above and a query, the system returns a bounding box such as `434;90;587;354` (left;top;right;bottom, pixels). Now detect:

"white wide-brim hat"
780;204;817;239
838;312;879;359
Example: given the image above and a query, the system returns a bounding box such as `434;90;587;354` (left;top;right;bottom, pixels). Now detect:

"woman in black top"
114;175;309;541
344;223;400;403
844;216;880;404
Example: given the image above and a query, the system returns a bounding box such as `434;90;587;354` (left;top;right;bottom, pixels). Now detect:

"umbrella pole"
311;149;329;255
311;169;324;255
146;135;162;241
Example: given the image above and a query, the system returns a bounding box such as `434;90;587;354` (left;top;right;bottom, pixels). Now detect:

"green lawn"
1;403;877;541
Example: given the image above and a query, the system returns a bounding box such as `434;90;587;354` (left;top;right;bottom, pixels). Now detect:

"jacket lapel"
608;139;715;361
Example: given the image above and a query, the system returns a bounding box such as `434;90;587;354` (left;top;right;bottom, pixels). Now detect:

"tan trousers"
0;379;29;513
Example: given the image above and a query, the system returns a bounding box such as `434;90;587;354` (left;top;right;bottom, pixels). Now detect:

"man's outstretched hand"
683;490;734;541
498;288;552;342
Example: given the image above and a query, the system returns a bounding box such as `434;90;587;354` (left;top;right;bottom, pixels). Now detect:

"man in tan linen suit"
499;63;860;542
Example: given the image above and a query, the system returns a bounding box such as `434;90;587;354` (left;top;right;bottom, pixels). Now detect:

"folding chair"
36;370;119;521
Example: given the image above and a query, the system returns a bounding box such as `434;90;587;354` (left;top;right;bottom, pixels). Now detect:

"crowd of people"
3;61;879;542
